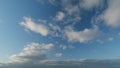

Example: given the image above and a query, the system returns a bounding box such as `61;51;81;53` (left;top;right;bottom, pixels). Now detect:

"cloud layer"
2;41;119;68
1;59;120;68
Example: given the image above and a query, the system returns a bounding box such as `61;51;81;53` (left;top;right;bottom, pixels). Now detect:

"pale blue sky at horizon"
0;0;120;65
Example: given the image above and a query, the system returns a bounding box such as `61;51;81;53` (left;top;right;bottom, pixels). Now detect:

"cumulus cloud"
80;0;103;10
102;0;120;27
9;43;54;63
20;17;49;36
65;26;100;43
55;53;62;58
55;12;65;21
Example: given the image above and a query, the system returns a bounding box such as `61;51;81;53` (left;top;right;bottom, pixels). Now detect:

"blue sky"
0;0;120;67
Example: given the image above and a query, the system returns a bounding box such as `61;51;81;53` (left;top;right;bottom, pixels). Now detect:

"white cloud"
96;39;104;44
108;37;114;41
64;5;80;15
65;26;100;43
55;12;65;21
48;0;81;25
102;0;120;27
60;1;82;25
49;23;61;31
118;33;120;36
59;45;75;50
80;0;103;10
59;0;81;23
9;43;54;63
60;45;67;50
20;17;49;36
55;53;62;58
49;23;62;37
61;0;80;15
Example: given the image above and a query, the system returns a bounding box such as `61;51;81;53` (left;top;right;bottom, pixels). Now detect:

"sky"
0;0;120;68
